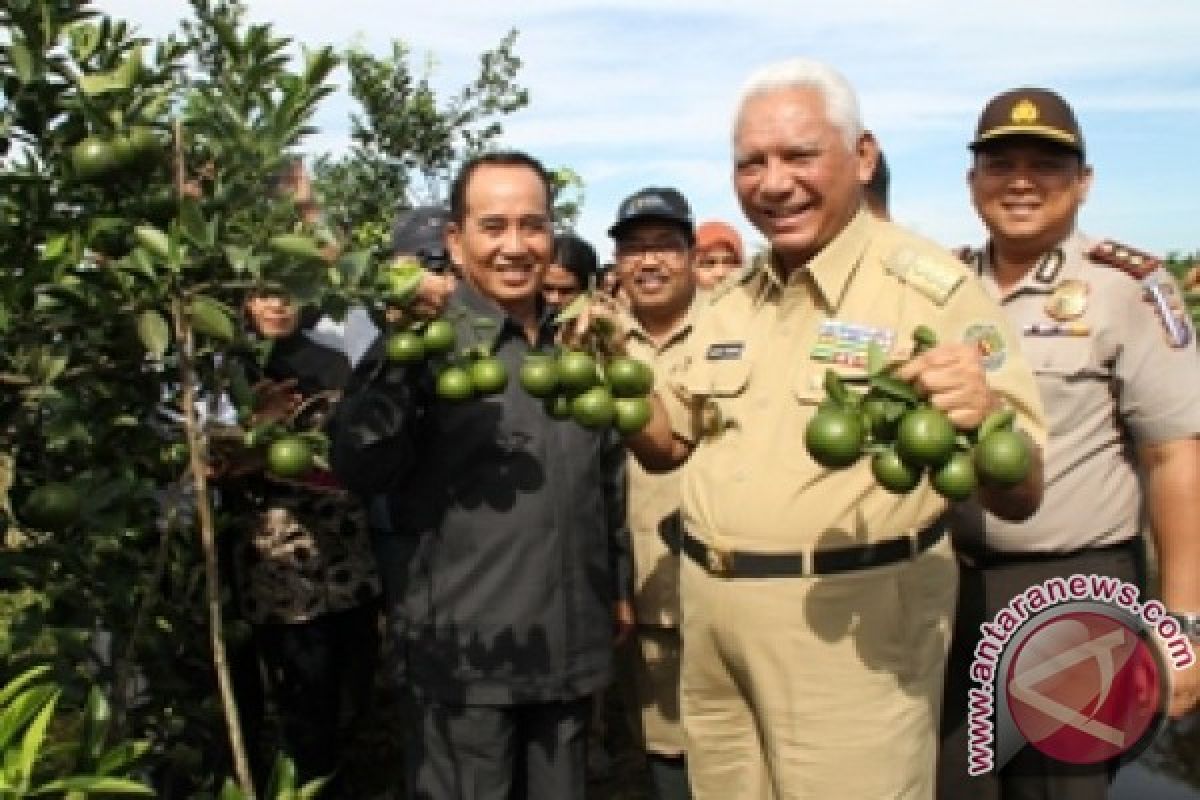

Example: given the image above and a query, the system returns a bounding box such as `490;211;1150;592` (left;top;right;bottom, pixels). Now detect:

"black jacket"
332;282;632;704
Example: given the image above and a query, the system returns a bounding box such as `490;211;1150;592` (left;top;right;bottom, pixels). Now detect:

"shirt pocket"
677;357;752;439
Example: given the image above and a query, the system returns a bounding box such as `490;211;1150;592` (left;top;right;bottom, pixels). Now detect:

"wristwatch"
1167;612;1200;641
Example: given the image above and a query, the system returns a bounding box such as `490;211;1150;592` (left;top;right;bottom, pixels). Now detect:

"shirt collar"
620;292;702;351
756;208;872;310
453;280;556;348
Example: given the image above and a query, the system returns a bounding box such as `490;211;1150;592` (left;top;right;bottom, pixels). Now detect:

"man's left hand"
895;343;998;430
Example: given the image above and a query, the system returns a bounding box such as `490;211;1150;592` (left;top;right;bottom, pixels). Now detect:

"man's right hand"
387;272;456;324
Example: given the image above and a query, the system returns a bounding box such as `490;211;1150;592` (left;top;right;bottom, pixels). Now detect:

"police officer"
619;58;1047;799
937;87;1200;799
609;186;703;799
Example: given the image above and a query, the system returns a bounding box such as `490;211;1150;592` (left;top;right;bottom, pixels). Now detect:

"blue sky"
104;1;1200;261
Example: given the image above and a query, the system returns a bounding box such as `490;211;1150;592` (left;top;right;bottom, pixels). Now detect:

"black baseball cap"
391;206;450;263
608;187;695;242
969;88;1085;157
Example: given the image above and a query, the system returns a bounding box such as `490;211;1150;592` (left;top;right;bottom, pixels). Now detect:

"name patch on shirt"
706;342;744;361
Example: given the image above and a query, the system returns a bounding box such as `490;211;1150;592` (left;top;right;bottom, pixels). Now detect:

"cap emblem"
1011;99;1039;125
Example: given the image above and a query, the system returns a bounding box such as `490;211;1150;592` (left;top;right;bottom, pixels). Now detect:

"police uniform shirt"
952;230;1200;554
619;297;702;627
660;209;1047;555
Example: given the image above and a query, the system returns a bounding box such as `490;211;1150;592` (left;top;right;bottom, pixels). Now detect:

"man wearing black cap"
608;186;700;800
938;88;1200;799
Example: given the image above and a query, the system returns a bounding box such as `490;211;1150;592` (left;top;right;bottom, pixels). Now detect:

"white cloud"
99;0;1200;251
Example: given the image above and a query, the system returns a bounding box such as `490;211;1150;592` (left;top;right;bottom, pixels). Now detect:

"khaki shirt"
950;230;1200;554
620;297;702;626
661;210;1046;555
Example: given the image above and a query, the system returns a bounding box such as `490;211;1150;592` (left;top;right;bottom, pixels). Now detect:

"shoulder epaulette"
1088;239;1160;280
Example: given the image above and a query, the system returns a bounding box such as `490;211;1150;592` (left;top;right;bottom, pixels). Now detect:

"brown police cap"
969;88;1084;156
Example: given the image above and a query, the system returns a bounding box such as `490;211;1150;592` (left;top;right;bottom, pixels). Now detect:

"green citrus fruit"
422;319;457;356
557;350;599;395
469;357;508;395
544;393;573;420
519;356;559;397
435;366;474;401
122;125;161;162
571;385;616;429
896;407;957;468
605;357;654;397
871;448;922;493
70;136;121;181
266;436;313;479
804;408;866;468
931;451;977;501
385;330;425;364
613;396;652;435
974;430;1032;487
21;483;82;531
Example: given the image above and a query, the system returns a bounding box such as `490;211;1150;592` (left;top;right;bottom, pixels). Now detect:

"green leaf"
133;225;171;262
13;687;59;789
553;292;589;324
10;39;35;84
29;776;154;795
866;341;888;377
0;667;50;710
95;740;150;776
265;753;297;798
179;198;210;247
823;369;850;407
78;72;119;96
77;685;110;770
188;296;237;342
218;778;246;800
136;310;170;359
868;373;920;406
336;250;371;290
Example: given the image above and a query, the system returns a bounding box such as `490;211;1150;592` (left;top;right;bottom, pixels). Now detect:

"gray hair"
734;58;863;149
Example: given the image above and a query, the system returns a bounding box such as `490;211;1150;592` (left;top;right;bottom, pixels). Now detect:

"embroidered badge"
963;323;1007;371
884;247;965;306
1044;279;1089;322
810;320;896;369
706;342;744;361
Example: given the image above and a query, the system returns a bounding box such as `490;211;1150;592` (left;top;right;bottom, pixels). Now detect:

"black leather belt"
680;524;945;578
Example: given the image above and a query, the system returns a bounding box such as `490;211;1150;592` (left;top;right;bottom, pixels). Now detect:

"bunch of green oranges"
518;350;655;434
385;317;510;402
803;326;1032;501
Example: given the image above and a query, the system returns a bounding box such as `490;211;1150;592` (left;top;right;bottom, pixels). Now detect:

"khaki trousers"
680;537;958;799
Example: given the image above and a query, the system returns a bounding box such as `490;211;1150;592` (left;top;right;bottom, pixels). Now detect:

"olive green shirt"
620;296;702;626
661;210;1047;555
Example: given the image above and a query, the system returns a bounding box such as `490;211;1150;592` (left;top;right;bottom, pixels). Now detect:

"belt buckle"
705;543;732;576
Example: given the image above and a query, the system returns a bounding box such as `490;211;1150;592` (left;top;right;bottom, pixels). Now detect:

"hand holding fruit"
804;326;1032;502
248;378;302;426
894;341;998;431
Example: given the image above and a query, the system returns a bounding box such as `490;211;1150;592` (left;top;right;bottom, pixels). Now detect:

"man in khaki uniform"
938;88;1200;800
621;58;1047;799
608;185;703;799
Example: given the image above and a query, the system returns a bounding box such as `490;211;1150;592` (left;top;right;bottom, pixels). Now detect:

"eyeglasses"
616;239;689;259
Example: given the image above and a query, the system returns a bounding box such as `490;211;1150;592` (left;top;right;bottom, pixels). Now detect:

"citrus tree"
0;0;382;794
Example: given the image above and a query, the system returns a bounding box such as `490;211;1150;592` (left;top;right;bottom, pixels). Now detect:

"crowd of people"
217;55;1200;800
